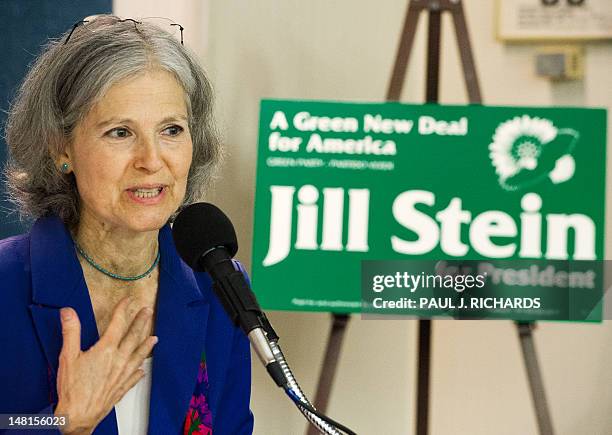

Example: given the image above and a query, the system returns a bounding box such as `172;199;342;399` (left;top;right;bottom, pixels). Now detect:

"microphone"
171;202;287;387
172;203;357;435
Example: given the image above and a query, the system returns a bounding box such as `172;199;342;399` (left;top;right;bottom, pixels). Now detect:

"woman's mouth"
126;185;167;204
131;187;164;198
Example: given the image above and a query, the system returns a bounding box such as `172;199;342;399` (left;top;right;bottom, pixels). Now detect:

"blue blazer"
0;216;254;434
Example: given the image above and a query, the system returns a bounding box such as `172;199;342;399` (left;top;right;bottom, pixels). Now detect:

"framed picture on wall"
496;0;612;41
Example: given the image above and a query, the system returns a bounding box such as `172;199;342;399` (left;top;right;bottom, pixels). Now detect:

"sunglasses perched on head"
64;16;184;45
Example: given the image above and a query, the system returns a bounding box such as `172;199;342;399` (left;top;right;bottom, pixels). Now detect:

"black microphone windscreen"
172;203;238;270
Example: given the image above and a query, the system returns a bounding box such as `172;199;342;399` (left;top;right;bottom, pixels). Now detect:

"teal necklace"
75;243;160;281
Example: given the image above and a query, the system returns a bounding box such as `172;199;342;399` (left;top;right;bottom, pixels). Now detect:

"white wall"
115;1;612;434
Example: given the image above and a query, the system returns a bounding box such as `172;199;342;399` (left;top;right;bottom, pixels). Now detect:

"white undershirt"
114;357;153;435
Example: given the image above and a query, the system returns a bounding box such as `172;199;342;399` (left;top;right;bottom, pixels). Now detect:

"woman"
0;15;253;435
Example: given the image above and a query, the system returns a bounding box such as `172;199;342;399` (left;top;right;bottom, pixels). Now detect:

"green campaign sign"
251;99;607;320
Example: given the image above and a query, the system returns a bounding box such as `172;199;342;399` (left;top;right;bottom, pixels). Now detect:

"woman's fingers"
111;368;146;404
118;307;153;356
59;307;81;362
99;296;135;347
114;335;157;398
55;299;158;433
122;335;158;377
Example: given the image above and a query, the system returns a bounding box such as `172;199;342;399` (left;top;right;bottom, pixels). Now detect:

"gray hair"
4;15;222;227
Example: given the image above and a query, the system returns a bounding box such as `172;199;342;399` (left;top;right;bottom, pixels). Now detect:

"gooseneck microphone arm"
172;203;357;435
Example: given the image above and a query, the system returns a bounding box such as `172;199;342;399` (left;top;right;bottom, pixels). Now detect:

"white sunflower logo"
489;115;579;191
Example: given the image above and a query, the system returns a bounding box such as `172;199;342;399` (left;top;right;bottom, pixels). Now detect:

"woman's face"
66;69;193;234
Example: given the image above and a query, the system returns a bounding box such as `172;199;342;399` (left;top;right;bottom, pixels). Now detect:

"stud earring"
60;162;70;173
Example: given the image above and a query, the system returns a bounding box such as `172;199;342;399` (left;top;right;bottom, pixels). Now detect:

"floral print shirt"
183;352;213;435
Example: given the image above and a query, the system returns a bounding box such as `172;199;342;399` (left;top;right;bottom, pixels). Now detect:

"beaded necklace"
75;243;160;281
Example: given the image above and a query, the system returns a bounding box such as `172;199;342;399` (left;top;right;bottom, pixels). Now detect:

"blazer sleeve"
0;236;62;435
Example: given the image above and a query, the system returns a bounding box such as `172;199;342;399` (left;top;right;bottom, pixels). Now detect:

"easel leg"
516;322;555;435
450;2;482;103
306;313;350;435
415;6;443;435
425;5;442;102
387;2;422;101
416;319;432;435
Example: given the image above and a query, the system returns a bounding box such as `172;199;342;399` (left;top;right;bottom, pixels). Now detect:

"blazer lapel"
28;216;119;435
148;225;210;435
202;280;236;420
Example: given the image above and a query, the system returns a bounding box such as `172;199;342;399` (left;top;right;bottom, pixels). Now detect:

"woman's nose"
134;135;164;173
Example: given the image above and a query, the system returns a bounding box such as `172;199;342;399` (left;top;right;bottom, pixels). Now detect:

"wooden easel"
308;2;555;434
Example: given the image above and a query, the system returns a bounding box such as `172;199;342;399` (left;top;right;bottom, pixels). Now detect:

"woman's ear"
55;143;73;174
